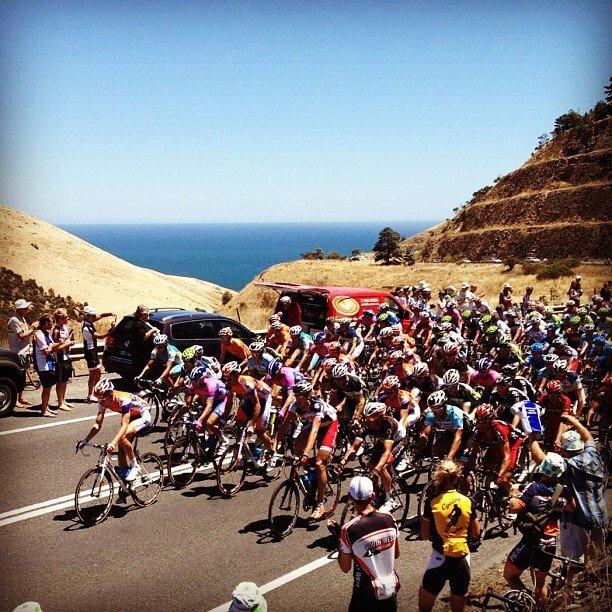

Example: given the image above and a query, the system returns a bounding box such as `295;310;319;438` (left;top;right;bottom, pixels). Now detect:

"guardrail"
69;343;104;363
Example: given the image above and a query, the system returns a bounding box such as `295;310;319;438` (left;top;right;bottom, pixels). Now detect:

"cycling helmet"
543;353;559;363
577;307;587;316
442;369;460;386
182;346;196;361
313;331;326;343
378;303;390;313
289;325;302;336
546;322;558;331
379;327;393;337
328;341;342;351
593;335;606;346
322;358;337;371
363;309;375;318
497;376;514;387
363;402;387;419
552;338;566;348
545;307;554;315
270;320;282;330
461;309;471;319
569;315;581;325
546;380;563;394
218;327;233;338
268;314;280;322
476;357;492;372
498;335;511;346
390;350;404;361
378;312;389;322
553;359;568;373
441;315;452;323
537;452;565;479
221;361;240;377
191;344;204;358
481;314;492;324
560;430;584;452
153;334;168;345
446;300;457;309
413;362;429;376
93;379;114;398
475;404;495;421
427;390;447;408
293;381;313;396
582;323;595;331
249;341;265;353
325;316;336;325
391;323;402;335
230;582;267;612
279;296;291;305
598;307;609;316
531;343;544;353
267;358;283;376
189;366;208;382
485;325;498;335
331;363;348;379
202;355;221;373
391;337;404;348
339;318;351;326
382;375;400;391
442;341;459;355
419;311;429;318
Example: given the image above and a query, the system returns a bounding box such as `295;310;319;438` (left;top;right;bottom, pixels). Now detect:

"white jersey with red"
98;391;149;418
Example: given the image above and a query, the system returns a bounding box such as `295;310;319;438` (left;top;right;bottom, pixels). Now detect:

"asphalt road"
1;374;523;612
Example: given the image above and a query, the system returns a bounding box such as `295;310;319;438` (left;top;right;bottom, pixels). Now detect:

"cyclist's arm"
420;516;431;541
280;389;295;416
248;394;262;431
353;393;366;421
373;438;394;473
138;357;155;378
82;411;105;443
498;440;511;477
446;428;463;461
337;549;352;573
274;410;296;445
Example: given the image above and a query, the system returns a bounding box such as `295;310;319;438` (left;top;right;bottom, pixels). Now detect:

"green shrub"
503;257;516;271
536;259;577;280
221;291;233;305
521;262;541;275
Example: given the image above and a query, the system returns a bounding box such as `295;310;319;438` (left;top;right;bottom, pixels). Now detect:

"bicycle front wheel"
167;436;198;488
131;452;164;507
75;467;114;526
472;489;491;539
269;480;300;539
417;480;435;525
216;444;247;497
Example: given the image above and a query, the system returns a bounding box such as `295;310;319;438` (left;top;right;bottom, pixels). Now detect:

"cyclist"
521;343;545;381
467;404;523;494
537;380;572;451
329;362;367;425
433;342;470;382
442;369;480;414
337;318;363;360
338;402;402;513
136;334;184;390
284;325;313;370
489;377;529;423
266;358;305;419
222;361;274;465
246;342;275;379
418;391;473;463
469;358;500;403
377;375;420;433
219;327;251;364
408;362;442;408
274;381;338;520
77;379;151;482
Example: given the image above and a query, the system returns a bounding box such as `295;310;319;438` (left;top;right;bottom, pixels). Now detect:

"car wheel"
0;377;18;418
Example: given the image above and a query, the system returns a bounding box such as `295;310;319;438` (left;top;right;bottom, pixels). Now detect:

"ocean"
61;222;436;291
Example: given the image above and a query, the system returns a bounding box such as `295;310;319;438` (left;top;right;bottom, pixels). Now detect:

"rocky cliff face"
405;116;612;261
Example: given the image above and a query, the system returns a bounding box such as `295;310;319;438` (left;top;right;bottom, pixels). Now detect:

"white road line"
0;412;118;436
207;554;336;612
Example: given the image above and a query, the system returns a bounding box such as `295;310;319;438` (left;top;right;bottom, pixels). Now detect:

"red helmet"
475;404;495;421
546;380;563;394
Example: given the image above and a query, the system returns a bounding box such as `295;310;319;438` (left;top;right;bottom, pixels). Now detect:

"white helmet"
289;325;302;336
363;402;387;418
153;334;168;345
219;327;233;337
331;363;349;379
221;361;240;377
442;369;461;386
427;390;447;408
93;378;114;398
413;362;429;376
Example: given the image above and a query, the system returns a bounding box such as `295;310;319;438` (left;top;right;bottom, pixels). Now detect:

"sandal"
42;411;58;418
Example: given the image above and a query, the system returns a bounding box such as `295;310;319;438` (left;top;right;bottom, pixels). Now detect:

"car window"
171;320;218;341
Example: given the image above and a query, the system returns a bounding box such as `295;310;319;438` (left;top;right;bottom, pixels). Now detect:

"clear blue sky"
1;1;610;224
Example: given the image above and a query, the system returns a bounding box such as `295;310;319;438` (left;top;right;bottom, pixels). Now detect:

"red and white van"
254;282;410;334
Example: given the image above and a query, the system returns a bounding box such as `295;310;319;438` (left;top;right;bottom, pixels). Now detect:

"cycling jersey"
246;353;275;378
269;366;305;391
537;391;572;444
98;391;148;418
438;357;469;376
445;383;480;406
188;378;228;403
333;374;367;400
469;369;501;390
289;331;313;351
424;405;471;431
376;390;420;426
150;344;183;366
423;489;473;557
356;415;399;443
229;375;271;400
289;396;337;427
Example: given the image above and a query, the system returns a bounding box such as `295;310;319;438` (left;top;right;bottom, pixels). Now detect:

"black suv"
0;348;27;417
102;308;257;380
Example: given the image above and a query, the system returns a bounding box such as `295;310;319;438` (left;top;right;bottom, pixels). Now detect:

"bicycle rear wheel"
75;467;114;526
323;469;342;516
472;489;491;539
167;436;198;488
163;417;192;456
269;480;300;539
216;444;247;497
417;480;435;525
131;452;163;507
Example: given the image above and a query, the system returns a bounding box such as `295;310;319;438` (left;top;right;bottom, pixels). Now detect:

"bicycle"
216;425;285;497
467;469;513;539
167;420;237;488
268;455;341;539
74;439;163;525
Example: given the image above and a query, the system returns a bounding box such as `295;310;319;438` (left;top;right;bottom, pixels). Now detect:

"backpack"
514;483;563;541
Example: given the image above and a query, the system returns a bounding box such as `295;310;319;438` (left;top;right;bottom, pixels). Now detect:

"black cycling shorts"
84;348;100;370
421;550;471;597
56;360;73;383
37;370;57;389
507;537;555;573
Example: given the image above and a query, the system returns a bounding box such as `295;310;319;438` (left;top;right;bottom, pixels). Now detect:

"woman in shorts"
52;308;76;412
81;306;115;402
32;313;60;417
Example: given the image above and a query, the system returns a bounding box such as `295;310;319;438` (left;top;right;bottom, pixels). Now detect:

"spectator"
275;295;302;327
499;282;513;310
599;280;611;304
51;308;76;411
521;286;534;316
567;275;582;305
337;475;400;611
32;313;59;417
529;415;607;584
7;299;38;407
130;305;159;377
419;460;479;612
82;306;115;402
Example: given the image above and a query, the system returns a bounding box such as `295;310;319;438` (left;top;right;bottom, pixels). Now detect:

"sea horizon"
62;221;439;291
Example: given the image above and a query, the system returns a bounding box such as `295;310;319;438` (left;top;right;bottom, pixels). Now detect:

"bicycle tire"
323;469;342;516
216;444;247;497
340;497;355;527
269;480;300;539
513;443;531;484
417;480;435;525
502;589;537;611
142;395;161;432
74;467;114;526
131;452;164;507
167;436;198;488
472;488;491;539
163;417;192;456
397;488;411;530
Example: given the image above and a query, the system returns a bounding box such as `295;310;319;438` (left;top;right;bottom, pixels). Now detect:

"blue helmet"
531;343;544;353
476;357;492;372
593;335;606;346
189;366;208;382
313;331;326;343
267;358;282;376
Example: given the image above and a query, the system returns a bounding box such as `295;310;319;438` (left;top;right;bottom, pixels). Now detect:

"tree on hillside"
605;76;612;104
373;227;402;265
553;110;584;134
300;248;324;260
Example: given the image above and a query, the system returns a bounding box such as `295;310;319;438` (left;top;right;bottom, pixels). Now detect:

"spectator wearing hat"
456;282;474;309
51;308;76;411
32;313;60;417
81;306;115;402
336;475;401;611
499;283;513;310
7;299;38;407
275;294;302;327
130;305;159;377
529;414;607;584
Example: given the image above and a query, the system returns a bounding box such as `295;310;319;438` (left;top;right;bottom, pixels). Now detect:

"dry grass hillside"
404;115;612;261
218;259;610;331
0;206;230;318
